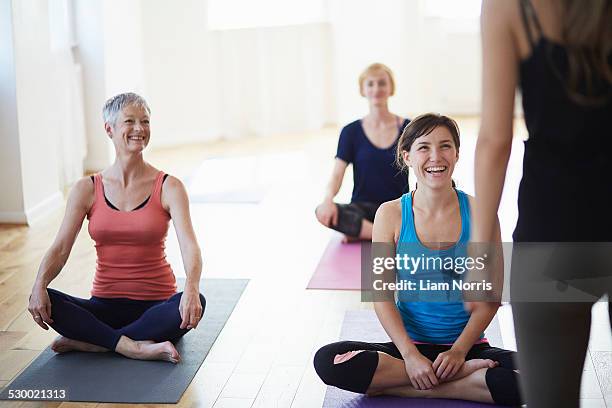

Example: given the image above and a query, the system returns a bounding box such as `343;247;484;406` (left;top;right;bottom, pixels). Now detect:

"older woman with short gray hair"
28;92;205;363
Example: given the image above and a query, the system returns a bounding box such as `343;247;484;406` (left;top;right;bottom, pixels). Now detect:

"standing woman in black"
474;0;611;406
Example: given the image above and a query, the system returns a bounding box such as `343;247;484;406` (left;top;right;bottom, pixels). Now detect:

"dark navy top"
336;119;410;204
515;0;612;242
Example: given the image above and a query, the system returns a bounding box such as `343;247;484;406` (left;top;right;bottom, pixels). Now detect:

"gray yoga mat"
322;310;507;408
0;278;248;403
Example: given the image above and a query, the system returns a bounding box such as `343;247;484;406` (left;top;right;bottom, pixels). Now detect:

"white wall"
49;0;88;189
329;0;482;123
420;18;482;114
0;0;25;222
0;0;150;224
140;0;217;145
102;0;146;96
140;0;334;147
0;0;64;224
329;0;421;123
64;0;485;152
73;0;113;172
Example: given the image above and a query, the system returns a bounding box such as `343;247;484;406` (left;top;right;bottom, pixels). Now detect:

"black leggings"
314;341;522;406
47;288;206;350
331;202;380;237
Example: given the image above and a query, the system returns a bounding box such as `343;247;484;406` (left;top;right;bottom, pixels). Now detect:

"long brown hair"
558;0;612;104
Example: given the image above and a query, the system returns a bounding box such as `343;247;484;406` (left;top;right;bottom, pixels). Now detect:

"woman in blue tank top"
313;114;522;406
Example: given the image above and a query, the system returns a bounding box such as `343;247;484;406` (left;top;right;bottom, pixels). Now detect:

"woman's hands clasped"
432;348;466;381
404;348;468;390
403;352;439;390
28;286;54;330
179;287;203;330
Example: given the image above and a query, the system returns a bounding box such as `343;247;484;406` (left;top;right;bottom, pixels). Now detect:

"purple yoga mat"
307;235;363;290
322;311;507;408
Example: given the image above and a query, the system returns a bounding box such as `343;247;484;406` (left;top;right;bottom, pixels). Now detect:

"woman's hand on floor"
432;349;466;381
404;352;439;390
179;288;203;330
28;287;53;330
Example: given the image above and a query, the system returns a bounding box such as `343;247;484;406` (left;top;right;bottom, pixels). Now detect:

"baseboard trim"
24;191;64;226
0;211;28;224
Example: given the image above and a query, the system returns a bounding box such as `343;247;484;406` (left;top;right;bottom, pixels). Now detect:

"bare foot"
51;336;108;353
121;340;181;364
444;359;498;382
138;341;181;363
342;235;360;243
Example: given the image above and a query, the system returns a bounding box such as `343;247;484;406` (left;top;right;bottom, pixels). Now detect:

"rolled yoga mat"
307;234;366;290
322;310;507;408
0;278;248;403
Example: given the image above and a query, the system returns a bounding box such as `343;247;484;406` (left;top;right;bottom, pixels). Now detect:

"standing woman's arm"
473;0;519;243
28;177;93;329
162;176;204;330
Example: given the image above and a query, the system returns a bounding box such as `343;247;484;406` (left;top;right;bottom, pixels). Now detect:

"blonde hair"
358;63;396;96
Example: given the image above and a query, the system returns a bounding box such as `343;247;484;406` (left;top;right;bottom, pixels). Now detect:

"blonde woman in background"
316;63;410;242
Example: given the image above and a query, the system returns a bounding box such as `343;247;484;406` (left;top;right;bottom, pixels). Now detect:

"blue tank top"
395;189;483;344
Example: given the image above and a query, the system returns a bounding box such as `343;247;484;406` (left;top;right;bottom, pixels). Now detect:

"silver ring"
34;316;41;320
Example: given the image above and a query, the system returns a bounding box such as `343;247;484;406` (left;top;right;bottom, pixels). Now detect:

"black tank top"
514;0;612;242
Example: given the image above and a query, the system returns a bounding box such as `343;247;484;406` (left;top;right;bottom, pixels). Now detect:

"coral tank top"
87;171;177;300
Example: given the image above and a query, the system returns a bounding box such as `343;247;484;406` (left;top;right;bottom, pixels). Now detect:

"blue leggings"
47;288;206;350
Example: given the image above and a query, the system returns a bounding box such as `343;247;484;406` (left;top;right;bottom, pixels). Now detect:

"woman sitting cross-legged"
315;63;410;242
313;114;522;406
27;92;205;363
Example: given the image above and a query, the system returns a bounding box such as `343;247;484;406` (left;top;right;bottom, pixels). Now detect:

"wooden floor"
1;118;610;407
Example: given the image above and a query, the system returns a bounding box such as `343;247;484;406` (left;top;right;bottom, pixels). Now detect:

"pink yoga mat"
307;235;366;290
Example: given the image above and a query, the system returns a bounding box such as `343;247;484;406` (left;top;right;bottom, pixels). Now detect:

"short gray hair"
102;92;151;126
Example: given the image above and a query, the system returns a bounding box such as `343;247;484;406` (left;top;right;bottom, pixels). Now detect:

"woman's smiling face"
106;104;151;153
403;125;459;189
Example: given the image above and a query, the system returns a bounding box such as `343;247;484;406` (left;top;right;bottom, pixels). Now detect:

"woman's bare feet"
115;336;181;363
443;359;498;382
342;235;360;243
51;336;108;353
376;368;494;403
